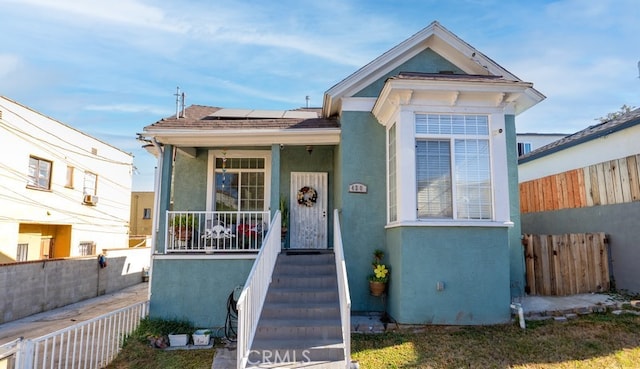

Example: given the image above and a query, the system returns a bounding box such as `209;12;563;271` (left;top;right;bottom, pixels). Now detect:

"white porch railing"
333;209;352;368
236;211;281;369
165;211;270;253
2;301;149;369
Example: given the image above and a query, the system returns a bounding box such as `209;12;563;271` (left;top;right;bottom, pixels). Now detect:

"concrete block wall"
0;247;150;324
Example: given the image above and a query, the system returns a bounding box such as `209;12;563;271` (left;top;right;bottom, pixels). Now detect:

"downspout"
510;303;525;329
148;137;164;299
151;137;164;254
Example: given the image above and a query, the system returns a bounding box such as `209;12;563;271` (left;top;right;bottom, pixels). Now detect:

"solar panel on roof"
208;108;318;119
208;108;252;118
283;111;318;119
247;110;284;118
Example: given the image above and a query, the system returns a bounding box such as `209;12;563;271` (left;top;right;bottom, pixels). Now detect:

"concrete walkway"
0;282;149;345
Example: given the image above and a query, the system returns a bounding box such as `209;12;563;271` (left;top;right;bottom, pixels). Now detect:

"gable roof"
519;107;640;164
323;21;544;117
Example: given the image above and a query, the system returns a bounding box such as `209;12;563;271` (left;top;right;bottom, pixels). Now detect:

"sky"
1;0;639;191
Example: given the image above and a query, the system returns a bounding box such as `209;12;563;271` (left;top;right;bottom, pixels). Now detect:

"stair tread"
258;317;341;326
270;286;337;292
251;338;344;350
263;301;339;308
246;360;346;369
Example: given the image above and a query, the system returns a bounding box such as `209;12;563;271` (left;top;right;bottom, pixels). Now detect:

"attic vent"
91;147;98;155
438;70;454;74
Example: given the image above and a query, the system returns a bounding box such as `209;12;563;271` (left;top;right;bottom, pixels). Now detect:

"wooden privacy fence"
523;233;610;296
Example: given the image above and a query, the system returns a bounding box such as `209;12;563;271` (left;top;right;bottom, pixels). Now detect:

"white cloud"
84;103;170;116
0;54;21;79
4;0;187;33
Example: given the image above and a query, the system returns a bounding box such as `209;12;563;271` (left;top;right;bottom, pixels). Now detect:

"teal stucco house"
140;21;544;364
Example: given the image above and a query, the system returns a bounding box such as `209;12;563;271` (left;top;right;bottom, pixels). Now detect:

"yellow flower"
374;264;388;279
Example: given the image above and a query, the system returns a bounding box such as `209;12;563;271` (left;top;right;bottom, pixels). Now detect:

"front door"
290;172;328;249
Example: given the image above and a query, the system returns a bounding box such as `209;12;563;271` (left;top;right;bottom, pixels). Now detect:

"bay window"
415;114;492;220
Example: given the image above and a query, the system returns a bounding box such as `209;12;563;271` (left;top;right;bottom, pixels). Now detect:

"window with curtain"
214;157;265;211
83;172;97;196
415;114;492;220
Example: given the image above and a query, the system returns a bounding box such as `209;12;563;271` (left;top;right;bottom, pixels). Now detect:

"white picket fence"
0;301;149;369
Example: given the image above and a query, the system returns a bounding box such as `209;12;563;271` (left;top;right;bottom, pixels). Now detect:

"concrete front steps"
247;250;346;369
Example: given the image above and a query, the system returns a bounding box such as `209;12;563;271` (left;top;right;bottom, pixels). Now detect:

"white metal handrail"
165;211;270;253
12;301;148;369
0;337;22;369
333;209;352;368
236;211;281;369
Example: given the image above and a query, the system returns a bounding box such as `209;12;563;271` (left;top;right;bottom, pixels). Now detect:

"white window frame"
415;114;493;221
387;106;511;228
517;142;532;156
387;123;398;223
83;171;97;196
206;150;272;212
27;156;52;190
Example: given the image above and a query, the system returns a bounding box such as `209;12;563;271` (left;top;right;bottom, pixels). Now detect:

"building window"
83;172;97;196
517;142;532;156
27;156;52;190
387;123;398;223
415;114;492;220
214;157;266;211
17;243;28;262
65;166;74;188
78;241;96;256
143;208;151;219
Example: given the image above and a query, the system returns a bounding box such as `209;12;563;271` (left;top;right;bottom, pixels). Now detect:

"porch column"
270;144;281;218
155;144;174;253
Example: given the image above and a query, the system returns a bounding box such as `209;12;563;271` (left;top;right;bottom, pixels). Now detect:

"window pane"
416;140;452;218
28;157;52;189
83;172;97;196
388;124;397;222
240;172;265;211
416;114;489;136
215;173;239;211
455;139;492;219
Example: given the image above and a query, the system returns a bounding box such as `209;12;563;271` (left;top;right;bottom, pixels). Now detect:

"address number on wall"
348;183;368;194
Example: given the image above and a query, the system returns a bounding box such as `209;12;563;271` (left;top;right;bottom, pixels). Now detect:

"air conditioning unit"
83;194;99;205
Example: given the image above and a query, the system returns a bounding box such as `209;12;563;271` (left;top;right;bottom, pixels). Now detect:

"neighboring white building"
0;96;133;263
516;133;568;157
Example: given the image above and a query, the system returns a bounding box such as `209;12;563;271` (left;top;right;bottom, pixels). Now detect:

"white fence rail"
166;211;270;253
0;301;149;369
333;209;352;368
236;211;281;369
0;338;22;369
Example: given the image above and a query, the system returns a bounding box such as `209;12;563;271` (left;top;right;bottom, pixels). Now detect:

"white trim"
323;21;544;117
341;97;376;112
146;128;341;147
392;109;511;225
385;220;514;228
373;78;539;127
206;150;272;212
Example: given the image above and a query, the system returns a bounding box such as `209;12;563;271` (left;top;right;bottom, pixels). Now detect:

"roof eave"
141;128;341;147
519;117;640;164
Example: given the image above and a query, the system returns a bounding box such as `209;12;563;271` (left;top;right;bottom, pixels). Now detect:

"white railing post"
333;209;352;368
165;211;271;254
236;211;281;369
7;301;149;369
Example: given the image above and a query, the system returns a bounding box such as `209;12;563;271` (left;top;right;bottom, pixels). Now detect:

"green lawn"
107;313;640;369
